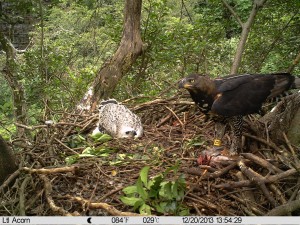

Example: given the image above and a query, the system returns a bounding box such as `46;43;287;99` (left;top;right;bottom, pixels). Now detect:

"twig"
87;170;101;213
192;202;202;215
80;116;98;132
156;113;173;127
54;138;79;155
269;184;287;206
181;0;193;23
0;169;21;192
288;177;300;202
238;159;277;207
210;161;238;178
98;186;124;201
215;168;298;189
63;114;81;137
267;199;300;216
235;171;256;209
65;195;139;216
222;0;243;27
244;133;282;153
282;132;296;156
164;106;184;127
19;176;31;216
39;174;77;216
241;153;282;173
22;166;77;174
26;190;44;212
186;193;219;210
15;122;83;130
227;193;265;216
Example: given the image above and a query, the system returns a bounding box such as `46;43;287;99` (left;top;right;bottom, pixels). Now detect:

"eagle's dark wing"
179;72;298;156
212;73;295;117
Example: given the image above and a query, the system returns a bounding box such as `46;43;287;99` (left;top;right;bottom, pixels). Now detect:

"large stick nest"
1;93;300;216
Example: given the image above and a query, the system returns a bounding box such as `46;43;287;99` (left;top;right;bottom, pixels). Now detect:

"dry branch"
267;199;300;216
22;166;77;174
1;96;300;216
40;174;76;216
241;153;282;173
65;195;139;216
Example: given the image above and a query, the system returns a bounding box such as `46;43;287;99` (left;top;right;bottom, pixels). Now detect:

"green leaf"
77;135;86;141
179;207;190;216
120;196;142;206
109;160;128;166
165;201;177;213
139;166;150;187
65;154;79;165
172;181;179;199
133;199;145;211
78;153;95;158
139;203;152;215
159;181;172;200
96;134;112;143
163;161;180;177
82;147;93;154
122;185;138;195
90;132;103;140
148;175;163;198
154;201;167;213
93;147;114;157
136;177;148;200
118;154;127;160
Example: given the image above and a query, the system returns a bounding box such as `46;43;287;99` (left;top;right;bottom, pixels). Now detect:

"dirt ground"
1;94;300;216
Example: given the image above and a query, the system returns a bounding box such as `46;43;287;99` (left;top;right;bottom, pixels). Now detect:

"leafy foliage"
65;132;113;165
120;163;189;215
0;0;299;136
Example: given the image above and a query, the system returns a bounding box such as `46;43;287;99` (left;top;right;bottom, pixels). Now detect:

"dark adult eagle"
179;72;299;155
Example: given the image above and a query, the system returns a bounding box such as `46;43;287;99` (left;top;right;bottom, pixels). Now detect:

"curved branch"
222;0;243;27
89;0;143;110
267;199;300;216
229;0;267;74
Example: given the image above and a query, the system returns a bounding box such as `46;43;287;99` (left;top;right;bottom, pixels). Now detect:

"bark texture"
90;0;143;110
223;0;267;74
0;135;17;185
260;93;300;144
0;33;28;137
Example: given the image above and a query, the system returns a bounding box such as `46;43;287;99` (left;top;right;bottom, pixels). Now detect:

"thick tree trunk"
0;135;17;185
0;33;28;137
287;106;300;146
89;0;143;110
260;93;300;144
223;0;267;75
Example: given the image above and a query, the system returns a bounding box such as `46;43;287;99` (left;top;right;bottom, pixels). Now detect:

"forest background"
0;0;300;138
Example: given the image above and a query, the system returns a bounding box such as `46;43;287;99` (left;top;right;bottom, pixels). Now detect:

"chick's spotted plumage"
98;99;143;138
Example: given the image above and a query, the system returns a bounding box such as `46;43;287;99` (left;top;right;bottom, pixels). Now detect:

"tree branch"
267;199;300;216
230;0;267;74
0;32;29;137
222;0;243;27
287;49;300;73
88;0;143;110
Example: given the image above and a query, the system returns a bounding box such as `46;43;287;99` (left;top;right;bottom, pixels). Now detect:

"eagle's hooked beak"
178;78;193;89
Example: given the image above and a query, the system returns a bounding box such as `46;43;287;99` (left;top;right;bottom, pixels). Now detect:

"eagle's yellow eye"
190;79;195;83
